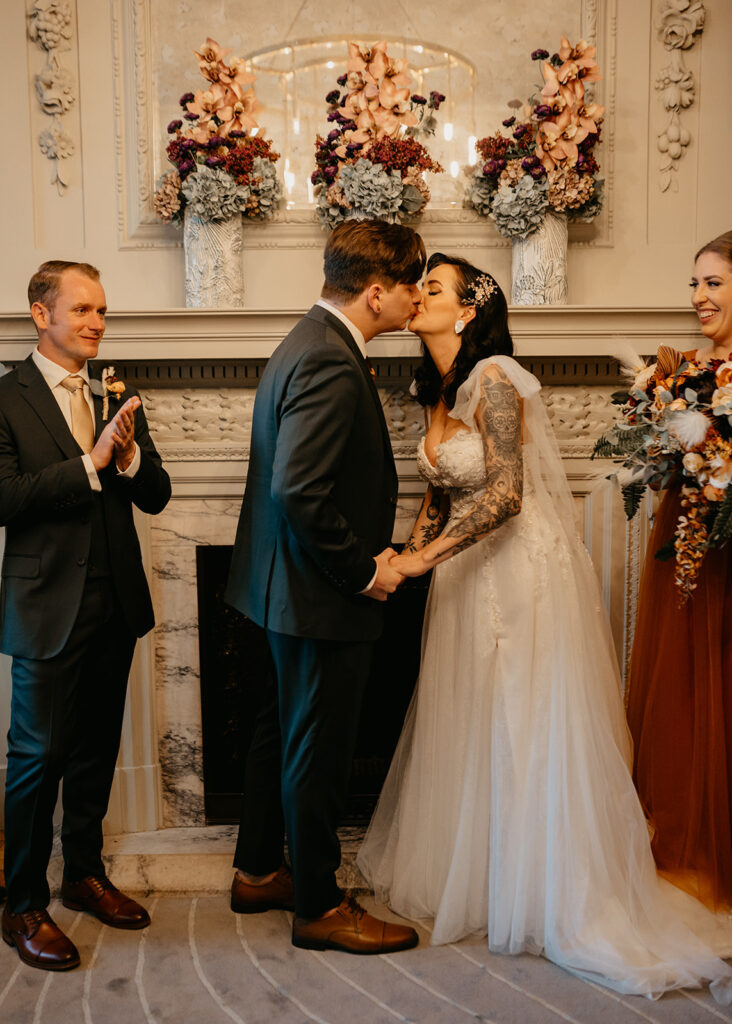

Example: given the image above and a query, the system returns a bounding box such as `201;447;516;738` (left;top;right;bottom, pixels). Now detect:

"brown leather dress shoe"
292;894;419;954
61;875;150;929
231;865;295;913
2;907;80;971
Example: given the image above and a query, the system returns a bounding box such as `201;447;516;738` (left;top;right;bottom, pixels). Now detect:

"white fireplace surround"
0;306;699;837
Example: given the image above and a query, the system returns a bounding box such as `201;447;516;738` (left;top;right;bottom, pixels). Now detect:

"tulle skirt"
627;485;732;910
357;492;732;1001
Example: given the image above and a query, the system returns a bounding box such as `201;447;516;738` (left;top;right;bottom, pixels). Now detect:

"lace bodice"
417;431;487;525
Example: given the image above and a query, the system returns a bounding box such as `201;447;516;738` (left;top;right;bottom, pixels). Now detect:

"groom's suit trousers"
234;629;373;919
3;576;136;912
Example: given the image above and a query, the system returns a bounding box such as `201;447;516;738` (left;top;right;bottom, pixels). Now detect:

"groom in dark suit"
226;220;425;953
0;261;171;970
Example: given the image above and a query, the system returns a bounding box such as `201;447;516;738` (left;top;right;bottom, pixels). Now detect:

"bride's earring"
454;319;465;335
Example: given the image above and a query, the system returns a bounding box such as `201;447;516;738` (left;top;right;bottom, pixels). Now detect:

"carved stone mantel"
0;306;701;361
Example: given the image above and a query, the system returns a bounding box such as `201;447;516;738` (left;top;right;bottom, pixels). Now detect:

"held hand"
390;535;460;577
90;397;141;472
364;547;405;602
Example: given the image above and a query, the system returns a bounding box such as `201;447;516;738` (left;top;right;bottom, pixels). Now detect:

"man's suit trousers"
234;630;373;919
4;575;135;912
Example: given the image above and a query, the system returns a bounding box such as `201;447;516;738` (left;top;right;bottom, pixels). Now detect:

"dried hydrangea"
568;176;604;222
402;168;430;213
546;167;595;212
245;157;282;219
466;171;494;217
490;177;549;239
316;187;348;228
338;159;404;222
181;165;250;221
154;171;182;223
499;159;525;188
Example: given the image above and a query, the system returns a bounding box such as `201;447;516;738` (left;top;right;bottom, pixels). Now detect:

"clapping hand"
90;396;141;472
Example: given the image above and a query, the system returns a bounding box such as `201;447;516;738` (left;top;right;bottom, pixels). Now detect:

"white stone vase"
183;210;244;308
511;212;568;305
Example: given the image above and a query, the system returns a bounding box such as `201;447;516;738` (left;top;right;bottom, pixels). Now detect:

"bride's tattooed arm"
402;484;450;553
442;366;523;555
389;365;522;577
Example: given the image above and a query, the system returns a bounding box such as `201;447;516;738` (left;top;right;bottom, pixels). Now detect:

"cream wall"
0;0;730;313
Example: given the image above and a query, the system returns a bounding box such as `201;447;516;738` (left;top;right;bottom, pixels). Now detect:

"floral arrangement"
594;345;732;602
466;37;604;239
154;38;281;225
311;41;444;227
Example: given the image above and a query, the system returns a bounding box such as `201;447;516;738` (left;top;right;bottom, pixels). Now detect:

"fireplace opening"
196;545;431;825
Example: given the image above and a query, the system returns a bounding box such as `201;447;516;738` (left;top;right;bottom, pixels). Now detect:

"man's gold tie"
61;375;95;454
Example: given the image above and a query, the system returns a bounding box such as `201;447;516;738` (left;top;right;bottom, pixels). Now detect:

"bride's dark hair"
413;253;513;409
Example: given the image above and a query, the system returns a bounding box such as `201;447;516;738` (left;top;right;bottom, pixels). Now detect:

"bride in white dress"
356;253;732;1002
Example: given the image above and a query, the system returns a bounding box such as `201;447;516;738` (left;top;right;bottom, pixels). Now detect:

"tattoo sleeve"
403;483;450;552
442;368;523;554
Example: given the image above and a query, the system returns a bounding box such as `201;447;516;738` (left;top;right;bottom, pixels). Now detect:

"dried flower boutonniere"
101;365;125;421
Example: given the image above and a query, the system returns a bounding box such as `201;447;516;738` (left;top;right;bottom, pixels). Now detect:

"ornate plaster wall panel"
111;0;615;250
654;0;705;192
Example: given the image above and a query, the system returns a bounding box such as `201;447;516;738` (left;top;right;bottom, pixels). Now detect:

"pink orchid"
193;38;233;83
218;83;261;135
220;57;257;89
186;82;229;121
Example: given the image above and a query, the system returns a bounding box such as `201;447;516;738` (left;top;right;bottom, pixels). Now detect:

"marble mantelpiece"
0;307;667;839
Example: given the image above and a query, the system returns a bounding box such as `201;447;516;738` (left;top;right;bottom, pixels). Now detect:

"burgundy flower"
323;165;337;181
178;159;196;176
530;166;546;180
310;170;321;184
513;124;529;140
207;136;225;149
531;49;550;61
205;156;224;167
325;90;340;105
180;138;198;151
167;119;183;133
336;74;347;86
229;130;246;139
327;111;340;123
534;104;553;119
184;112;198;121
327;129;340;142
179;92;195;107
484;160;499;176
411;94;427;105
429;90;446;109
502;116;516;128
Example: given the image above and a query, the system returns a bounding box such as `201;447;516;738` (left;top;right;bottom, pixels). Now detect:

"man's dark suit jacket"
0;356;171;660
226;304;398;642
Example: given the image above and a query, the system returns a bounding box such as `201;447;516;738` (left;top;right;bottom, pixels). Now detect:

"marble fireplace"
0;305;701;859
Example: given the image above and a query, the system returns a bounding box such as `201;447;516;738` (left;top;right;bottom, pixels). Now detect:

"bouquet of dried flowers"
594;345;732;602
312;41;444;228
154;38;281;225
466;37;604;239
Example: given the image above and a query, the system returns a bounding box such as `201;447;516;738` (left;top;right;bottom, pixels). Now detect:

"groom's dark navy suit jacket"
226;303;398;639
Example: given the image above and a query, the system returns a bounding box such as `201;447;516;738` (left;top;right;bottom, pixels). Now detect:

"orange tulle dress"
626;481;732;910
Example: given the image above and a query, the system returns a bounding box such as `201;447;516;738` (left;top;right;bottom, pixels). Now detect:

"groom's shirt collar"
315;299;367;358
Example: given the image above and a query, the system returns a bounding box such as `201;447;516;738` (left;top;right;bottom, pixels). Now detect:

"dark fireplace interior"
196;545;431;825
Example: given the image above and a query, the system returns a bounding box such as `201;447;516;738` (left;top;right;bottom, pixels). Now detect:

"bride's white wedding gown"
357;356;732;1002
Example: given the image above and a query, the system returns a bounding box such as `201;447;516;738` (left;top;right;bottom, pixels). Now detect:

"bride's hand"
389;550;431;577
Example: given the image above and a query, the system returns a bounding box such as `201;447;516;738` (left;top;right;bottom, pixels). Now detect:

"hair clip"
462;273;497;308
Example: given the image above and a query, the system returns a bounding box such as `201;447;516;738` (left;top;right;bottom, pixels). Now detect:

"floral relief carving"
27;0;77;194
655;0;705;192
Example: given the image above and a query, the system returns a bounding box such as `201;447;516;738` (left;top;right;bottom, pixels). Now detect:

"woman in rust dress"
627;230;732;911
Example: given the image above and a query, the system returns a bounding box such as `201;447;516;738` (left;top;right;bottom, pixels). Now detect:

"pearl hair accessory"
454;318;465;335
461;272;497;308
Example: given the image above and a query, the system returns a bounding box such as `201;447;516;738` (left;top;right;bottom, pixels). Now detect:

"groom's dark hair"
321;220;426;304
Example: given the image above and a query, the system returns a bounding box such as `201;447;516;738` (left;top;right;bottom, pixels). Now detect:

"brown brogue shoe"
61;876;150;930
292;894;419;954
2;907;80;971
231;865;295;913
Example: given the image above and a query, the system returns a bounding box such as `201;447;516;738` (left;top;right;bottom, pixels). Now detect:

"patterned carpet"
0;894;729;1023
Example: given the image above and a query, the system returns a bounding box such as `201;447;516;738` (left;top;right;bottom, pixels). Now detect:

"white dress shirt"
32;348;140;489
314;299;379;594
